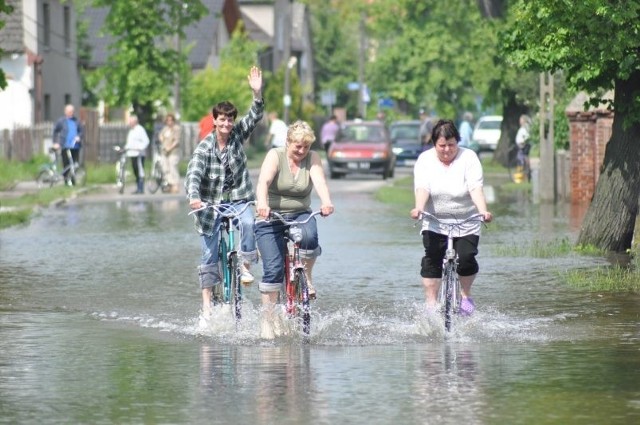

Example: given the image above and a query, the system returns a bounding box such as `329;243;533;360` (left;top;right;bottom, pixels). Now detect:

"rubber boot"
135;178;144;194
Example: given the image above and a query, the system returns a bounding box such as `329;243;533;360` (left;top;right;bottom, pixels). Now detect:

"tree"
304;0;362;117
181;26;261;122
0;0;14;90
502;1;640;252
87;0;206;134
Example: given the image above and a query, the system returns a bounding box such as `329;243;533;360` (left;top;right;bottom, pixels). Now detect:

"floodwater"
1;174;639;424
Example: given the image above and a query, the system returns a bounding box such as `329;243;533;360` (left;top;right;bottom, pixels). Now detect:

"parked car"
472;115;503;151
327;120;396;179
389;120;422;166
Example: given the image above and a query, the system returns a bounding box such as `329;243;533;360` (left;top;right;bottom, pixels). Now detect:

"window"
64;94;71;105
43;3;50;48
63;6;71;53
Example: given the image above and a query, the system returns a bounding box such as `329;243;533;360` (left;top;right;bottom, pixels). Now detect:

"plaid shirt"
186;98;264;235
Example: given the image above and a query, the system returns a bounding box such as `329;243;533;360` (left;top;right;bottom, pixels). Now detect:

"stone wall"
566;92;614;203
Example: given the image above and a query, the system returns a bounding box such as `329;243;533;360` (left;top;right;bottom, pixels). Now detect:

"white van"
472;115;502;151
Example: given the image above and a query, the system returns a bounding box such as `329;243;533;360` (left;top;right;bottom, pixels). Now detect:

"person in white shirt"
410;119;493;316
266;111;288;148
124;115;150;194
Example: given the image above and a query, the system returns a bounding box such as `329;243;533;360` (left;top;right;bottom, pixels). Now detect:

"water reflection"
412;343;484;423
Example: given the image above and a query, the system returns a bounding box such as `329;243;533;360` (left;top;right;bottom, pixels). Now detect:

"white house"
0;0;82;130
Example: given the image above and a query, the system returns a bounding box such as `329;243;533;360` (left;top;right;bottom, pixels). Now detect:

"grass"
563;261;640;292
493;237;576;258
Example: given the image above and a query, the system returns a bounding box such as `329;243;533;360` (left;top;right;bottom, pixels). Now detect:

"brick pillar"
566;92;614;203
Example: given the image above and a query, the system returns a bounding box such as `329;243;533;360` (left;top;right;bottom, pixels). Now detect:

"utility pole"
358;11;367;117
539;72;555;202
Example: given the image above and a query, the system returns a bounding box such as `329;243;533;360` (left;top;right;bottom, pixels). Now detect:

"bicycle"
113;146;127;194
507;143;531;184
36;147;86;188
265;210;324;336
189;201;255;321
147;142;170;194
418;211;484;332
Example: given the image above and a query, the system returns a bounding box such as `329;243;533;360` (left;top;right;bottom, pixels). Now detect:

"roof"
82;0;235;69
0;0;24;53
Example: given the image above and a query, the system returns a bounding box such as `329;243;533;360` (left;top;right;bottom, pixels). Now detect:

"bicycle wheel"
442;262;459;332
36;169;55;188
228;252;242;320
293;268;311;336
147;161;163;194
74;166;87;187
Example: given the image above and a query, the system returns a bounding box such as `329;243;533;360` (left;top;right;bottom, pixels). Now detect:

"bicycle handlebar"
418;211;485;227
188;201;255;217
266;210;324;225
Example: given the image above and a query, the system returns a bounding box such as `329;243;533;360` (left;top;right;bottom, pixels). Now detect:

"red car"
327;121;396;179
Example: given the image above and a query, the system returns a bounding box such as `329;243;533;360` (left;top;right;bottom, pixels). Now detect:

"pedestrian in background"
124;115;150;194
320;115;340;153
458;112;474;148
52;104;84;186
266;111;287;148
158;113;181;194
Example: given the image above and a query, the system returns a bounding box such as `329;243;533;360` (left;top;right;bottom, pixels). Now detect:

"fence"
1;120;209;164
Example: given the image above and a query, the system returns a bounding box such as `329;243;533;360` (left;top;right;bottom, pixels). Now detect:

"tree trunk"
493;89;529;167
577;75;640;252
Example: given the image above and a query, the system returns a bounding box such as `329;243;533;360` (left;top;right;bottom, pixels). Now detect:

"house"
83;0;314;108
0;0;82;130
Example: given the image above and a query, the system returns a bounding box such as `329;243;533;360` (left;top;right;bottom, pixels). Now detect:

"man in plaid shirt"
186;66;264;316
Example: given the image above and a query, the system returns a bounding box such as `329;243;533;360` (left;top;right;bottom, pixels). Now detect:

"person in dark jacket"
52;104;84;186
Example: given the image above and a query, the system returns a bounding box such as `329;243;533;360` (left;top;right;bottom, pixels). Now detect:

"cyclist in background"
409;119;493;316
185;66;264;317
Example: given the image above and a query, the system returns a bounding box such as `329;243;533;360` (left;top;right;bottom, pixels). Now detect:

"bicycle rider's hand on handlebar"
189;199;203;211
320;204;334;217
479;211;493;223
256;203;271;219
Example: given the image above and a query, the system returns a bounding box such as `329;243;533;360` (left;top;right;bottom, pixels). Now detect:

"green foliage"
0;156;48;190
366;0;496;118
181;26;262;121
263;64;308;123
501;0;640;123
0;0;14;89
303;0;360;117
493;237;575;258
87;0;206;128
563;263;640;292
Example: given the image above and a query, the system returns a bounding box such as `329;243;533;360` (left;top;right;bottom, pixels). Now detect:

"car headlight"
330;151;346;158
372;152;388;159
392;147;403;154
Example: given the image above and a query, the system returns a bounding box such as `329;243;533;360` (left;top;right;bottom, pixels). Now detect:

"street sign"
347;82;360;91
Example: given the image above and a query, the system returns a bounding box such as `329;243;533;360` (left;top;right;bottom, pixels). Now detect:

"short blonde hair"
287;120;316;146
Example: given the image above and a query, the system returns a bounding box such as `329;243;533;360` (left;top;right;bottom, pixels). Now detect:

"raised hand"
247;66;263;95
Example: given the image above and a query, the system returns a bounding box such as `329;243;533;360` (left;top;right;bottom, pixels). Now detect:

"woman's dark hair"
431;119;460;143
212;101;238;120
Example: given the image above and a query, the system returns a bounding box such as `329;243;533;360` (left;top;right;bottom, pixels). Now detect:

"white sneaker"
241;265;254;285
307;282;316;300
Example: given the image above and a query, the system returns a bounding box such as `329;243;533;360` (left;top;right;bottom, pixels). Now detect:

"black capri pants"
420;230;480;278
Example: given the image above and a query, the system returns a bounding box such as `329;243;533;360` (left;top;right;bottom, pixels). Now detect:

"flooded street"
1;169;639;424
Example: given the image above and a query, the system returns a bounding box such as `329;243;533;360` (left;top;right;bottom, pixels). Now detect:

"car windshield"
338;125;385;142
478;120;501;130
390;125;419;140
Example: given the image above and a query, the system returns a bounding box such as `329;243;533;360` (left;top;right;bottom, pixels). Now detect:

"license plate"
403;159;416;166
347;162;370;170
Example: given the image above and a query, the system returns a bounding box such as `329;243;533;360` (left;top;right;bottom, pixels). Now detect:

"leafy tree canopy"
87;0;206;129
181;26;262;122
501;0;640;120
0;0;14;90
